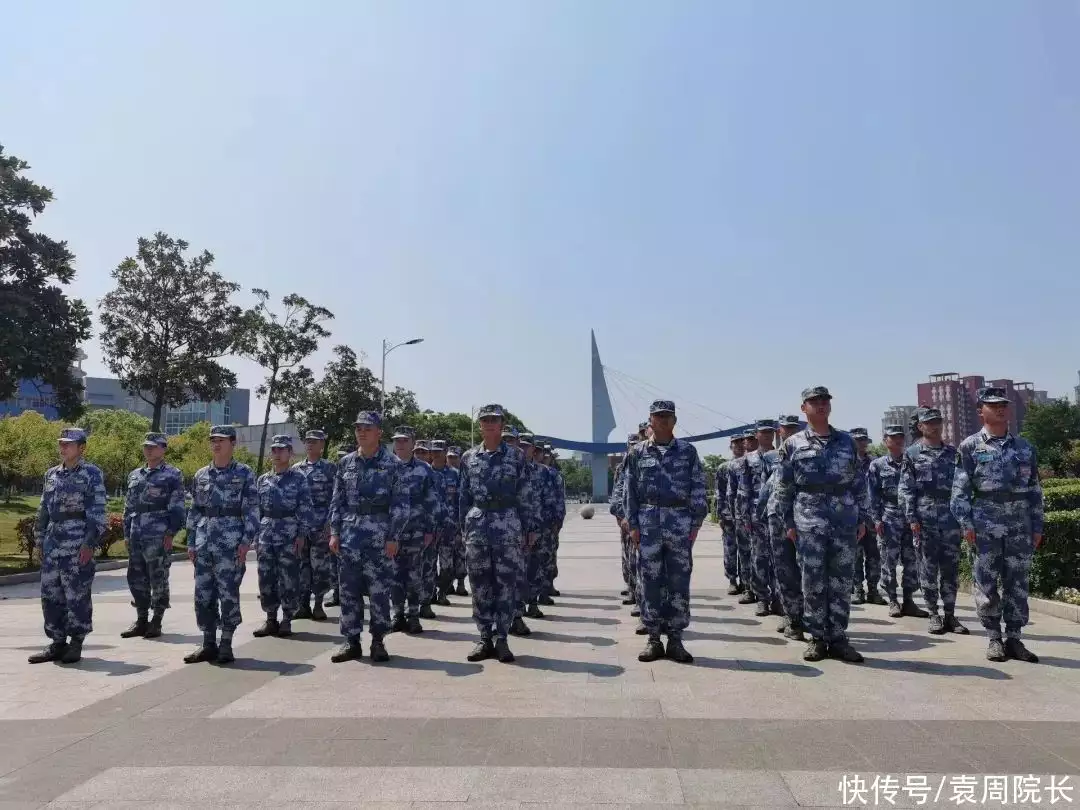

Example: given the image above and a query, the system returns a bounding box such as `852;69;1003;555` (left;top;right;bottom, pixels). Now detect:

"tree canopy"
0;410;62;492
0;145;92;419
1022;399;1080;476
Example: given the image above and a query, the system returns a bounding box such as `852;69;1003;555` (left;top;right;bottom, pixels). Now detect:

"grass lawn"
0;495;186;577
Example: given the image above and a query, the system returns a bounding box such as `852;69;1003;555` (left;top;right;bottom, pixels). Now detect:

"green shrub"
1030;509;1080;598
1043;483;1080;512
15;516;38;568
1041;477;1078;490
97;513;125;559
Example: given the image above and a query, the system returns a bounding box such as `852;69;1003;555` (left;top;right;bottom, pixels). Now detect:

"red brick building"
916;373;1042;445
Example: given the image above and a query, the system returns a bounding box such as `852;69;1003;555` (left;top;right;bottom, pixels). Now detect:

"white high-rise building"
881;405;919;438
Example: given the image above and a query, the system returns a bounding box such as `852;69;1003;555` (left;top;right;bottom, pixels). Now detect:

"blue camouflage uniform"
775;392;869;647
763;449;803;625
458;407;539;642
329;414;409;644
951;394;1043;643
850;428;881;598
187;427;260;642
869;448;919;605
517;441;555;617
392;430;441;620
447;447;468;584
36;429;107;644
716;453;740;589
257;437;316;623
739;420;780;612
726;438;755;597
611;435;638;596
293;433;336;604
428;441;459;600
899;425;961;618
123;433;185;615
542;448;566;595
413;441;441;606
624;402;708;641
328;444;356;600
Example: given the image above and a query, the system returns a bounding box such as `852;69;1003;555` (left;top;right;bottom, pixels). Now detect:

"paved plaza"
1;512;1078;808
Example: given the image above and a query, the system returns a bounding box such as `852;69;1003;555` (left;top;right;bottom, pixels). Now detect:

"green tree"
240;289;333;473
557;459;592;497
866;443;887;459
0;145;92;419
165;421;259;482
77;409;152;492
702;453;726;494
1021;399;1080;476
98;232;247;431
0;411;62;495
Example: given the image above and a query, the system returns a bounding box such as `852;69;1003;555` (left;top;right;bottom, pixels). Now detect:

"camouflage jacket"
187;460;260;550
458;441;539;533
951;429;1044;534
292;457;336;533
257;467;316;544
36;460;108;550
623;437;708;532
123;462;186;541
328;445;410;546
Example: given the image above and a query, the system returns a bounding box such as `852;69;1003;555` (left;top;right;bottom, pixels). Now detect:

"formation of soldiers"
26;384;1045;669
26;405;566;667
614;385;1045;665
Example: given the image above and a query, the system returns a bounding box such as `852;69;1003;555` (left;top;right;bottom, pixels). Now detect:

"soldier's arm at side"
867;463;884;525
297;475;316;539
515;454;538;536
166;468;185;538
328;463;344;539
950;441;976;535
1028;445;1044;538
689;447;707;532
241;469;259;547
774;442;797;532
624;450;641;533
457;457;473;529
35;472;50;542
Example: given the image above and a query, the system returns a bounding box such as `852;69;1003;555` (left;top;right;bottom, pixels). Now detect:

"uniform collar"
979;427;1012;444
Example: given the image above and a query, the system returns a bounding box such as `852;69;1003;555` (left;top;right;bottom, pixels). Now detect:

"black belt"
50;510;86;522
881;493;899;505
475;497;516;511
204;506;243;518
263;508;298;519
313;501;330;510
919;489;951;501
352;503;390;515
134;501;170;514
644;498;689;508
800;483;849;496
976;491;1030;503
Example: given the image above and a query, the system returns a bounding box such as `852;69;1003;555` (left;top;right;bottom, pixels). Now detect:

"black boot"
865;586;886;605
510;617;531;637
294;594;313;620
828;639;864;664
369;635;389;663
634;621;648;635
325;588;340;607
887;598;902;618
525;603;544;620
738;591;756;605
331;639;363;662
216;639;234;664
184;636;218;664
467;638;495;662
419;603;437;620
754;601;770;617
1005;638;1039;663
405;616;424;635
901;593;929;618
986;638;1007;662
620;588;629;596
852;588;866;605
252;614;279;637
538;595;555;606
621;594;635;605
776;616;789;634
28;641;67;664
550;587;561;597
455;579;469;597
927;613;946;635
144;610;164;639
665;636;693;664
943;613;969;635
390;613;407;634
803;638;827;661
638;636;665;662
630;606;641;618
494;637;515;663
784;619;806;641
277;620;293;638
121;613;149;638
311;597;327;622
771;598;784;616
435;588;451;607
58;637;83;664
727;582;743;596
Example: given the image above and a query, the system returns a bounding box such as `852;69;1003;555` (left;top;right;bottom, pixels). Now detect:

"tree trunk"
151;393;164;433
256;371;277;475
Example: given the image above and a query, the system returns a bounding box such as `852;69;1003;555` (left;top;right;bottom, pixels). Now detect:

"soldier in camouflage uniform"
120;432;185;640
727;430;758;604
328;412;408;663
775;387;869;664
611;433;639;606
765;415;805;639
543;443;567;599
952;387;1043;663
898;410;965;634
850;427;884;606
717;435;746;595
253;435;315;639
411;440;441;619
446;446;469;596
429;439;458;606
739;419;781;618
458;404;539;664
184;425;260;665
390;427;440;635
293;430;335;622
511;436;544;633
29;428;107;665
624;400;707;664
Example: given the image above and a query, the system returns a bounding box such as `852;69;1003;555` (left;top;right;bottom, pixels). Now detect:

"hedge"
1042;483;1080;513
1041;477;1078;490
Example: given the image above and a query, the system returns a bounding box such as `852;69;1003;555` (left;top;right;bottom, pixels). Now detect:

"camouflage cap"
978;386;1010;404
304;429;327;442
741;429;757;440
883;424;905;437
638;421;649;432
627;433;639;444
353;411;382;427
391;425;415;440
649;399;676;414
270;434;293;449
519;436;534;447
477;403;504;418
429;439;447;452
850;426;870;440
59;427;88;443
918;407;944;423
415;439;429;452
730;434;745;443
210;425;236;439
778;415;801;427
501;424;519;438
801;386;832;402
755;418;778;432
142;432;168;448
447;446;462;457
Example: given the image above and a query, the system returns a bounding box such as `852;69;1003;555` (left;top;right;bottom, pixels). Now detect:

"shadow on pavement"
222;659;316;675
153;633;204;645
427;614;474;624
549;601;621;611
556;593;620;602
847;617;894;626
13;643;116;651
691;602;734;611
529;631;616;647
693;616;761;627
415;629;477;644
542;614;619;627
682;629;786;646
861;658;1011;680
693;656;823;677
59;657;152;676
1037;656;1080;670
382;655;483;677
513;655;625;678
1023;634;1080;645
846;631;952;654
284;631;341;643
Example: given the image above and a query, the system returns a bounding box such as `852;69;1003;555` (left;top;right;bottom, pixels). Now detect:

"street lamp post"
380;337;424;412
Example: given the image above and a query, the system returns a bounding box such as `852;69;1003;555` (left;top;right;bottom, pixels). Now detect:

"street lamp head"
405;338;424;346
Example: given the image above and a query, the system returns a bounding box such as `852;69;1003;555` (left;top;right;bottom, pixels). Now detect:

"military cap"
649;399;676;414
778;414;801;427
59;427;88;443
741;429;757;440
270;434;294;449
210;425;236;439
519;432;534;440
447;446;462;457
501;424;519;438
918;407;944;423
519;436;534;447
142;432;168;448
801;386;832;402
850;426;870;440
978;386;1010;404
627;433;639;444
391;425;415;440
638;421;649;432
755;418;778;432
353;411;382;427
304;429;327;442
415;439;429;451
883;424;905;437
730;434;745;443
477;403;504;418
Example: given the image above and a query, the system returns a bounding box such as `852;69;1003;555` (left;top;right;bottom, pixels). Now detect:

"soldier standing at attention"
446;446;469;596
120;432;185;640
390;427;439;635
293;430;336;622
717;435;746;596
543;443;567;599
511;436;544;633
328;412;408;663
411;441;440;620
727;430;758;605
29;428;107;665
184;425;260;665
252;435;314;639
775;387;869;664
766;415;805;639
325;444;353;607
611;433;639;606
429;440;458;606
458;404;538;664
849;427;884;606
740;419;780;618
870;424;922;622
897;410;964;634
952;387;1043;663
624;400;707;664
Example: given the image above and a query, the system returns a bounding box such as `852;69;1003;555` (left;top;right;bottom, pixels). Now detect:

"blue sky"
3;1;1078;455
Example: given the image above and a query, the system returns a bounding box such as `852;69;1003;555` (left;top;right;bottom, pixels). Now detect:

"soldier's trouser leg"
308;533;332;599
338;545;366;641
218;543;246;633
661;514;693;638
530;531;549;604
736;527;753;596
257;542;300;619
466;537;495;637
797;523;856;644
127;537;151;611
853;543;865;589
299;536;313;598
454;532;467;580
515;536;533;619
142;536;171;612
393;541;423;617
769;516;802;620
973;503;1033;640
620;527;633;587
899;525;920;595
919;523;959;615
877;511;904;600
860;529;880;591
41;547;95;641
544;529;559;593
329;551;339;592
438;530;455;594
193;544;220;636
722;523;739;586
751;520;774;605
421;541;437;603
